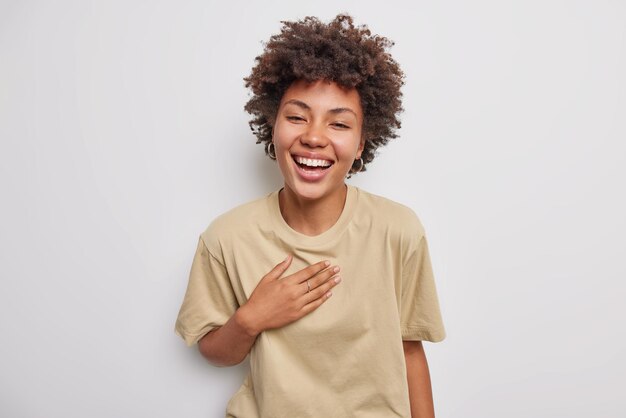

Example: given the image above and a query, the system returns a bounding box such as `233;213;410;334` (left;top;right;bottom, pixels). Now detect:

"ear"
356;136;365;159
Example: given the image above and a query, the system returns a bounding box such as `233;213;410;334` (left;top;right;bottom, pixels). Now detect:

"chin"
285;177;345;202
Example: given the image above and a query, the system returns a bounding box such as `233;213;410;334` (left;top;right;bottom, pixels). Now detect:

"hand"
239;255;341;335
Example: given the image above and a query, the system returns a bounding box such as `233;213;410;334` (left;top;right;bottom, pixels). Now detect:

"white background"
1;1;625;417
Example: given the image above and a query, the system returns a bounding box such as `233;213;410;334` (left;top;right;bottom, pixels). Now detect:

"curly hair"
243;14;405;173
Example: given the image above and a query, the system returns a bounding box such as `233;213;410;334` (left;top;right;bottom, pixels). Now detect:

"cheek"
273;125;297;150
334;136;362;160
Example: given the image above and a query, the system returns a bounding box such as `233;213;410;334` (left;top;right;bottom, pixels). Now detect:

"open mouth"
292;155;334;171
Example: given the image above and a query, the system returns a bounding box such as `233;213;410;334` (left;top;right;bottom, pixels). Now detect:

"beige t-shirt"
175;185;445;418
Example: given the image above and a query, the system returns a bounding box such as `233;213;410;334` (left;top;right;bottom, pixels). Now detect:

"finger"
263;254;293;281
308;265;340;289
288;260;331;284
302;274;340;304
300;288;333;315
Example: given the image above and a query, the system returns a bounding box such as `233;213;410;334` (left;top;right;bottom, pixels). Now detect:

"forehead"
279;79;362;116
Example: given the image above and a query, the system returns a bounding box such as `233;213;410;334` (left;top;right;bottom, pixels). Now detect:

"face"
272;79;365;202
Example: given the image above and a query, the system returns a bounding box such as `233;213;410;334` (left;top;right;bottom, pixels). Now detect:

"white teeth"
294;156;332;168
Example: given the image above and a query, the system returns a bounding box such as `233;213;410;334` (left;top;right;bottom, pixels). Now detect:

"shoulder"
354;187;426;239
199;193;273;254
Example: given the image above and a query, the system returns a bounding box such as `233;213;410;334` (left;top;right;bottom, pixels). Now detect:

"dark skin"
199;79;436;417
404;340;436;418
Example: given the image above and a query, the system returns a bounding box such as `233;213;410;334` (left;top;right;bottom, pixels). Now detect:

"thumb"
264;254;292;281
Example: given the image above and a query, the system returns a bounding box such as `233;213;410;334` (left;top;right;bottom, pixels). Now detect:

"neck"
279;184;348;236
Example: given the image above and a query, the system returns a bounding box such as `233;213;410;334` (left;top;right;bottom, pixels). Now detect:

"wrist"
235;304;262;338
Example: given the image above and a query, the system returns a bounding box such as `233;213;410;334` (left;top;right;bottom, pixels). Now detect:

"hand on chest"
226;243;402;341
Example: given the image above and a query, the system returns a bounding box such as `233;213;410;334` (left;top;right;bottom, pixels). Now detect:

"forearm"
198;305;260;367
403;340;435;418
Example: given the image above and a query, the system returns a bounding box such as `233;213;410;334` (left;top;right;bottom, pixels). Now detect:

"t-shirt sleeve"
174;235;239;346
400;233;446;342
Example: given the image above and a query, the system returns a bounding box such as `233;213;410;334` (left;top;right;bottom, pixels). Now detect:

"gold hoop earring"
266;142;276;160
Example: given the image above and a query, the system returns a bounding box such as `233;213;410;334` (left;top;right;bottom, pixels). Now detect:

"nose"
300;122;328;148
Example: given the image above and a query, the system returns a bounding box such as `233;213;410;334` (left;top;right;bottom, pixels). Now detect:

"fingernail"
284;254;291;262
324;260;330;267
333;266;340;273
327;291;333;298
334;276;341;283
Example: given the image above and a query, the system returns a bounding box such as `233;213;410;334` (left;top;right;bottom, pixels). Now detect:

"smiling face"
272;79;365;202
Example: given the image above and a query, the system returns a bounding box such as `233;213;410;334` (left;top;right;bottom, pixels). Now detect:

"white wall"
1;1;624;417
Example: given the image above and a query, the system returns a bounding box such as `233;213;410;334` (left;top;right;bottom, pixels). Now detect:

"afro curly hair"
243;13;405;174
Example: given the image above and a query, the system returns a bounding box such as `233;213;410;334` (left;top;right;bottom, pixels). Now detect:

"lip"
291;154;333;182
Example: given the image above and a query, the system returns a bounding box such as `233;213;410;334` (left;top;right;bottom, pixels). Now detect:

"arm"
197;305;259;367
197;256;341;366
403;340;435;418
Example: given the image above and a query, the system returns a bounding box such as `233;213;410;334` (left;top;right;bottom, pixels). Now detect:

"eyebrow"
283;99;358;118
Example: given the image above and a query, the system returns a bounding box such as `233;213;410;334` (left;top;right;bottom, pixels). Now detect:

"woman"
175;14;446;418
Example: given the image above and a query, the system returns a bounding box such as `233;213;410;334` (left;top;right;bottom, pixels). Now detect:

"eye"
286;115;306;122
331;122;350;129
